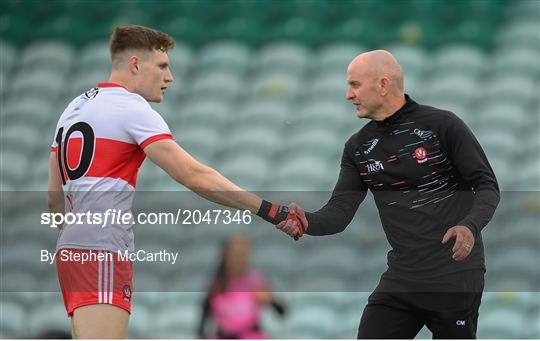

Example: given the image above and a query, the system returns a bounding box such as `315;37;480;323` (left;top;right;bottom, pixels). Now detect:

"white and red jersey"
51;83;172;252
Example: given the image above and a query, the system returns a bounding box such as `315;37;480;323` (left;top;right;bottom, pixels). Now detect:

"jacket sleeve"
443;113;500;237
305;138;368;235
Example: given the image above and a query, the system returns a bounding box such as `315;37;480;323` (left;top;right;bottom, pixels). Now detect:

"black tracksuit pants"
358;270;484;339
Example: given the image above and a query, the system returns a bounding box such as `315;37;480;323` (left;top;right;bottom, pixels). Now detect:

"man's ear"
127;55;141;75
379;76;390;96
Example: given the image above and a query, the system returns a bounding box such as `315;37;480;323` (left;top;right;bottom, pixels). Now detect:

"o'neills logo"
364;138;379;154
366;159;384;173
123;285;131;301
415;147;428;163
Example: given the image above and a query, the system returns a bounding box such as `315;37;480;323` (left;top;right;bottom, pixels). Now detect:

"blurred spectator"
197;235;286;339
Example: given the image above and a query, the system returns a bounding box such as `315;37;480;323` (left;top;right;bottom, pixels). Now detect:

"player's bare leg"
71;304;129;339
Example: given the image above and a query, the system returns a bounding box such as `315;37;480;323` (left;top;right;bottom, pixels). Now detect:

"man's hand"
442;225;475;261
257;200;306;239
276;203;308;240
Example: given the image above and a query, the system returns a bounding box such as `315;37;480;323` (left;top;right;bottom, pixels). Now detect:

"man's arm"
282;139;368;236
144;139;262;212
48;152;65;222
444;113;500;237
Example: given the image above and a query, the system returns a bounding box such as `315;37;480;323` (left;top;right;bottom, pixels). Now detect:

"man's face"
136;49;173;102
346;62;382;119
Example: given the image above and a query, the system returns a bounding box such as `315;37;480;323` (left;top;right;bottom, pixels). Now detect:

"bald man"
278;50;499;338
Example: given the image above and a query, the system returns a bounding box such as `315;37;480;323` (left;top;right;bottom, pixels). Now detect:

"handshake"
257;200;308;240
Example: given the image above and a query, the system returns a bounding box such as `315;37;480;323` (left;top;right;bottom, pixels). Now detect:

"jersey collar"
376;94;418;127
97;82;128;90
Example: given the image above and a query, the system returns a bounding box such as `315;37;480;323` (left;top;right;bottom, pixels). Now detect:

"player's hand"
441;225;475;261
257;200;305;239
276;203;308;240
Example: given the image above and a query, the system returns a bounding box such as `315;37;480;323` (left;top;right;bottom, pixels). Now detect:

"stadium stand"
1;0;538;338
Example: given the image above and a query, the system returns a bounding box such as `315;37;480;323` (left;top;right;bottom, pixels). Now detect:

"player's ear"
127;55;141;74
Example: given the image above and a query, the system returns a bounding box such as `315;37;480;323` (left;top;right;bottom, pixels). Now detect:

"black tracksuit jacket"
305;95;500;279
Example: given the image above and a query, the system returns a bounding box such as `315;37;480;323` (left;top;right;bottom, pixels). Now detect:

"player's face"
346;65;383;119
138;49;173;102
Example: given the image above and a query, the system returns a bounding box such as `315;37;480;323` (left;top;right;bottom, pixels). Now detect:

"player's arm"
47;152;64;216
144;139;261;211
144;139;305;227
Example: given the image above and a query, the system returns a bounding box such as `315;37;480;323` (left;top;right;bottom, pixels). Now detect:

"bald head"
349;50;404;91
346;50;407;121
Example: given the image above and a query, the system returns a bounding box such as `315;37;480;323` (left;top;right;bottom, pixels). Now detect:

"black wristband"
257;200;290;225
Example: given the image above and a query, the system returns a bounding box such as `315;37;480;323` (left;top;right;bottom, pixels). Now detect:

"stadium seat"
503;2;540;27
431;44;486;77
261;307;288;338
481;291;538;315
383;44;428;79
424;73;480;105
402;74;423;99
0;122;42;155
477;306;525;338
285;126;343;159
207;16;263;45
268;17;322;47
489;247;540;281
326;18;382;48
78;40;111;72
19;40;74;74
475;102;528;133
515;161;540;191
286;303;338;338
178;242;220;274
0;40;16;75
524;309;540;338
490;47;540;80
69;69;110;98
189;70;243;101
167;41;194;79
2;239;53;275
223;125;282;157
251;242;297;279
0;301;25;337
273;155;335;191
154;303;200;338
10;69;65;101
197;40;251;73
296;243;361;281
314;42;366;74
234;99;291;127
495;19;540;49
0;150;29;186
127;302;152;338
217;154;270;190
293;99;352;131
28;302;70;337
161;16;206;46
254;42;309;75
306;72;348;102
2;97;55;126
248;71;301;102
484;73;538;106
178;99;231;130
